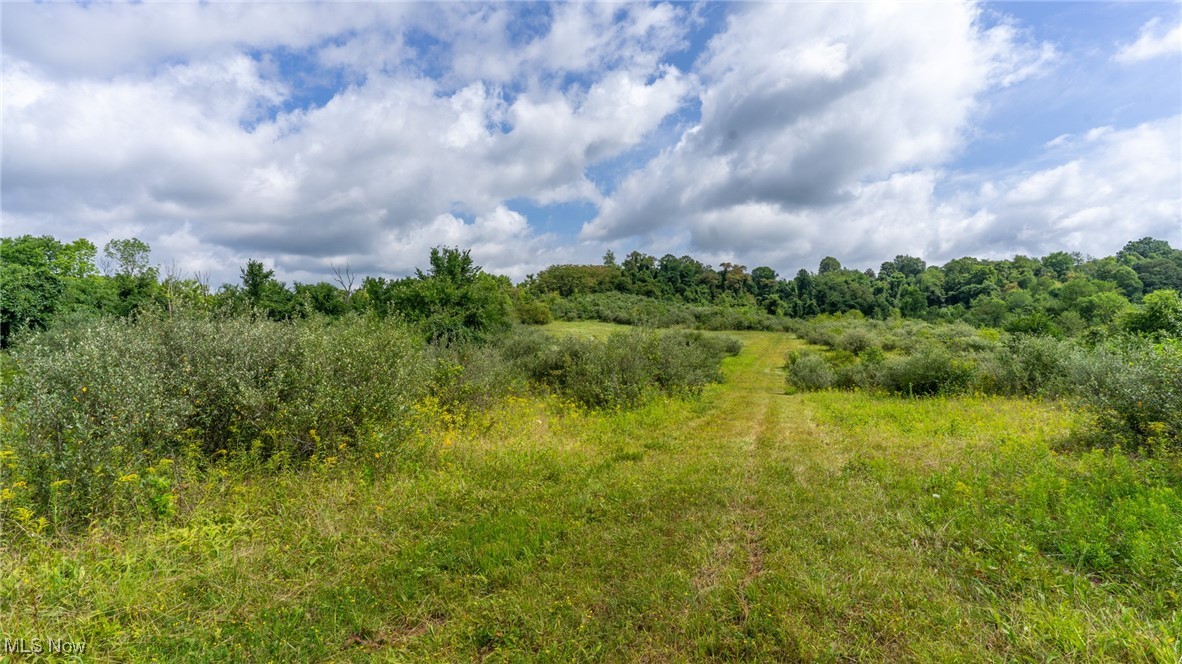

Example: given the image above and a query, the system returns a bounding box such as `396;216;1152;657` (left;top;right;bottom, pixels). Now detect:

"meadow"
2;319;1178;662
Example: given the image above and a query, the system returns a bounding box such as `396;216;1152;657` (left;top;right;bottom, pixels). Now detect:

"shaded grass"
2;330;1178;661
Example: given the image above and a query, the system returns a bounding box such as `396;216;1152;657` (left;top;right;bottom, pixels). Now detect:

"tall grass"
787;315;1182;451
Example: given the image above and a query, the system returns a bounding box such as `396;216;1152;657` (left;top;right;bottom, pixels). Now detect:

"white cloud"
1115;16;1182;64
582;2;1053;245
982;116;1182;258
1;3;690;285
0;3;403;78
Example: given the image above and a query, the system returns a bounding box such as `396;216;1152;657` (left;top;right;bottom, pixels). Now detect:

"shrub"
504;328;738;408
835;328;880;355
786;351;835;391
1066;338;1182;450
977;335;1076;396
513;293;552;325
549;292;794;332
3;312;430;530
4;317;189;526
428;341;527;411
880;344;977;396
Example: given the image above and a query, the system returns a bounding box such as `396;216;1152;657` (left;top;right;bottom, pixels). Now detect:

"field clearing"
2;328;1177;662
542;320;638;339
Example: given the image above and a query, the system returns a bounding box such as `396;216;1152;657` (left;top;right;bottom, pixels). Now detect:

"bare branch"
331;263;357;304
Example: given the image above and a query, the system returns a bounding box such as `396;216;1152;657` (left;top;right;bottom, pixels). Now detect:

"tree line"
2;234;1180;346
527;238;1181;337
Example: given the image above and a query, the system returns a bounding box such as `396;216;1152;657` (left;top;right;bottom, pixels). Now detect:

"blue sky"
2;1;1179;285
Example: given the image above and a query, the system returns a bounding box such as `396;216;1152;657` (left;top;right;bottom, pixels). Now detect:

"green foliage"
789;315;1182;451
1068;338;1182;450
550;291;795;332
103;237;153;278
834;328;880;355
879;344;977;396
0;235;106;345
1121;289;1182;337
786;350;836;391
530;264;620;297
927;441;1182;592
510;289;552;325
238;259;295;320
387;247;513;343
1004;310;1061;337
2;313;429;529
504;328;739;408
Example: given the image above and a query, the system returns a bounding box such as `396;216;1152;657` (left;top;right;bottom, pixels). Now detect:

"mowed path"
386;330;996;661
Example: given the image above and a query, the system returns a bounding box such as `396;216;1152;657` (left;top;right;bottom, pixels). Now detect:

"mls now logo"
4;638;87;655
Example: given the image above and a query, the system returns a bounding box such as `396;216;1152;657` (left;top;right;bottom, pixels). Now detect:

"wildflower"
119;473;139;483
50;479;70;489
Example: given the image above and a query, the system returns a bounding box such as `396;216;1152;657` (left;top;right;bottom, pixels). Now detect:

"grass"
542;319;636;340
2;328;1178;661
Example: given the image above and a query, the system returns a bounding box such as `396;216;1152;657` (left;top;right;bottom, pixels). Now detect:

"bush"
428;341;527;411
785;314;1182;451
975;335;1076;396
503;327;738;408
880;344;977;396
513;293;552;325
835;328;880;355
2;312;430;530
786;351;835;391
1067;338;1182;450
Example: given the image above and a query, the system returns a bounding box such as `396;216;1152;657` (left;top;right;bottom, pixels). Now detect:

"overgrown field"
1;321;1179;661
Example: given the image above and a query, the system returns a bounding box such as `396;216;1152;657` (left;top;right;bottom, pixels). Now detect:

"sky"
2;1;1180;286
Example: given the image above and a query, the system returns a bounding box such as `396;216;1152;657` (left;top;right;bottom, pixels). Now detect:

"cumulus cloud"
582;2;1177;274
624;116;1182;275
1115;16;1182;64
581;2;1055;246
2;2;690;284
0;3;403;78
983;116;1182;257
